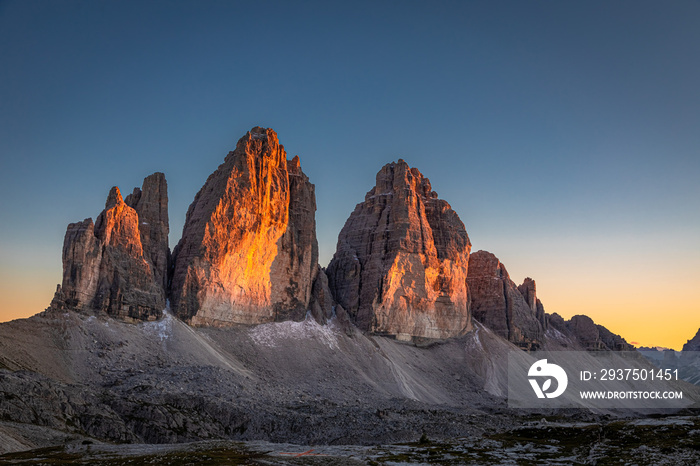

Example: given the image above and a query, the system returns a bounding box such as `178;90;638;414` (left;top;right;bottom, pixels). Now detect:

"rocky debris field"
1;310;698;462
0;310;512;451
2;415;699;465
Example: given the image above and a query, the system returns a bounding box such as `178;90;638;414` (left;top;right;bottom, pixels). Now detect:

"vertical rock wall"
55;173;169;320
327;160;472;340
170;127;322;325
467;250;544;349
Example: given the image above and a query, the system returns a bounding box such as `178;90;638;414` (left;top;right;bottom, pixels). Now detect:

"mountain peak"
683;328;700;351
328;159;471;340
170;127;328;326
53;173;169;321
105;186;123;209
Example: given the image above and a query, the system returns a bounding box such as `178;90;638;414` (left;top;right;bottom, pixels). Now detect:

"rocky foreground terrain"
2;127;699;463
3;416;700;465
0;309;515;448
1;310;699;464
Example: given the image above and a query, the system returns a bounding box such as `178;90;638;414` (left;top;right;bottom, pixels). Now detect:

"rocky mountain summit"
50;173;169;321
44;126;634;349
547;313;634;351
327;160;472;341
2;125;682;457
465;249;635;352
170;127;329;326
467;251;545;350
683;329;700;352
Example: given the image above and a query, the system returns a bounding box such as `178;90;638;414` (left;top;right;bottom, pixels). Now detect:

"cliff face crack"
503;278;512;341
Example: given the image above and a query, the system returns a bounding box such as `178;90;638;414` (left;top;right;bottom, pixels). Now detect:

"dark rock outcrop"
547;313;633;351
596;323;634;351
170;127;321;326
124;172;170;292
309;267;335;323
682;328;700;352
327;160;471;340
567;315;607;351
464;252;631;353
466;251;543;350
52;173;169;321
517;277;547;330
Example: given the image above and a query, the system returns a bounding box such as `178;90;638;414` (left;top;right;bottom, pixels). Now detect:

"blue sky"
1;0;698;348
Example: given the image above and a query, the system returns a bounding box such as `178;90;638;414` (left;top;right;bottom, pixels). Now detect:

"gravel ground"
0;310;698;463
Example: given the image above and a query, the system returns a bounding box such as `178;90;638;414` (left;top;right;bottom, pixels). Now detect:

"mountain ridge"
1;126;669;455
44;127;634;350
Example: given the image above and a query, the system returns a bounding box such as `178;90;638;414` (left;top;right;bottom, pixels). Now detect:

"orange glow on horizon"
2;235;698;352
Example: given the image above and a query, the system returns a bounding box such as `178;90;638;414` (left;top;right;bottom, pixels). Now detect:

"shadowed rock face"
466;252;633;352
467;251;543;350
566;315;605;350
517;277;547;331
683;329;700;352
54;173;169;320
170;127;323;326
547;313;633;351
327;160;472;340
124;173;170;291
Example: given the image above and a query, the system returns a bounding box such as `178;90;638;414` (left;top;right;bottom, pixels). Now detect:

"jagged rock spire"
170;127;329;325
327;160;472;340
53;173;169;320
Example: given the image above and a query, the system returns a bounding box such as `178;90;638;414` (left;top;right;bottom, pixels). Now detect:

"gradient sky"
1;0;698;349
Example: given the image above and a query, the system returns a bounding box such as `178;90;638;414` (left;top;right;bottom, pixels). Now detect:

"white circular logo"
528;359;568;399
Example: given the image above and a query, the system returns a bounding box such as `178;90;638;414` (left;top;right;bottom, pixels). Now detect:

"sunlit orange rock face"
55;173;169;320
327;160;472;340
171;127;322;326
